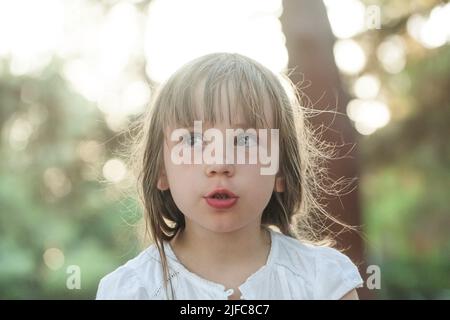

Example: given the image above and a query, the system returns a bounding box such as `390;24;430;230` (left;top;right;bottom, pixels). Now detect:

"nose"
205;162;235;177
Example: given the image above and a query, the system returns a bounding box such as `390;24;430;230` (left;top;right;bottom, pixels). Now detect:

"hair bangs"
159;55;278;131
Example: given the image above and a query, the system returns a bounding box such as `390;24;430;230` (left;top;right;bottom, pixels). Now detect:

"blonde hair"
127;52;353;299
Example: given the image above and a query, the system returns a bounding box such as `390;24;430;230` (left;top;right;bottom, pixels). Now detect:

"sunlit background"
0;0;449;299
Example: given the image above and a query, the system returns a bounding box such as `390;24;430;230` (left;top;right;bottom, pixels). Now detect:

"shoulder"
272;231;363;299
96;244;164;300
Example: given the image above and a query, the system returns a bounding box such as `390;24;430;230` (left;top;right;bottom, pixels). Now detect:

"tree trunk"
280;0;372;299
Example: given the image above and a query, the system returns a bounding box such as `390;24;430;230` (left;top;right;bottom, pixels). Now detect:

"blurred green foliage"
0;59;143;299
357;1;450;299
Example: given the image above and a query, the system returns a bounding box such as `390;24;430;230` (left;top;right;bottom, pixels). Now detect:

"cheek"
242;175;275;217
163;152;201;209
240;165;276;199
165;163;198;191
164;165;197;216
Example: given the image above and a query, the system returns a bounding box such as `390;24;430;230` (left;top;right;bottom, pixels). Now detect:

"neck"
170;222;271;269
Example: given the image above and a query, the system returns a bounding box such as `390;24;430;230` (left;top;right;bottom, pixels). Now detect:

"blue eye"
183;132;203;147
235;133;258;147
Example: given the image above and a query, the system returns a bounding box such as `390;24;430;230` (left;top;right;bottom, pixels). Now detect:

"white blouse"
96;229;363;300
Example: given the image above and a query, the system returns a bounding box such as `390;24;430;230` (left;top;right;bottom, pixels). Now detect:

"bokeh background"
0;0;449;299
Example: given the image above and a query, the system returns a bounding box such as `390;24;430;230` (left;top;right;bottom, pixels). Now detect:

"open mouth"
211;193;231;199
204;189;238;209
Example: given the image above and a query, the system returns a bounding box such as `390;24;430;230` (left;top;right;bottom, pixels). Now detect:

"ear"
157;169;170;191
274;176;285;193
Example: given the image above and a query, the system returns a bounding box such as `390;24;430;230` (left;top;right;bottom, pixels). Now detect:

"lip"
203;188;239;209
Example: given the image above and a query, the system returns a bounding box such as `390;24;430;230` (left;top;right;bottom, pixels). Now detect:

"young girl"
96;52;363;300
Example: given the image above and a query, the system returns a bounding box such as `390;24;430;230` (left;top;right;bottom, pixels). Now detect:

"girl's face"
157;89;284;234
